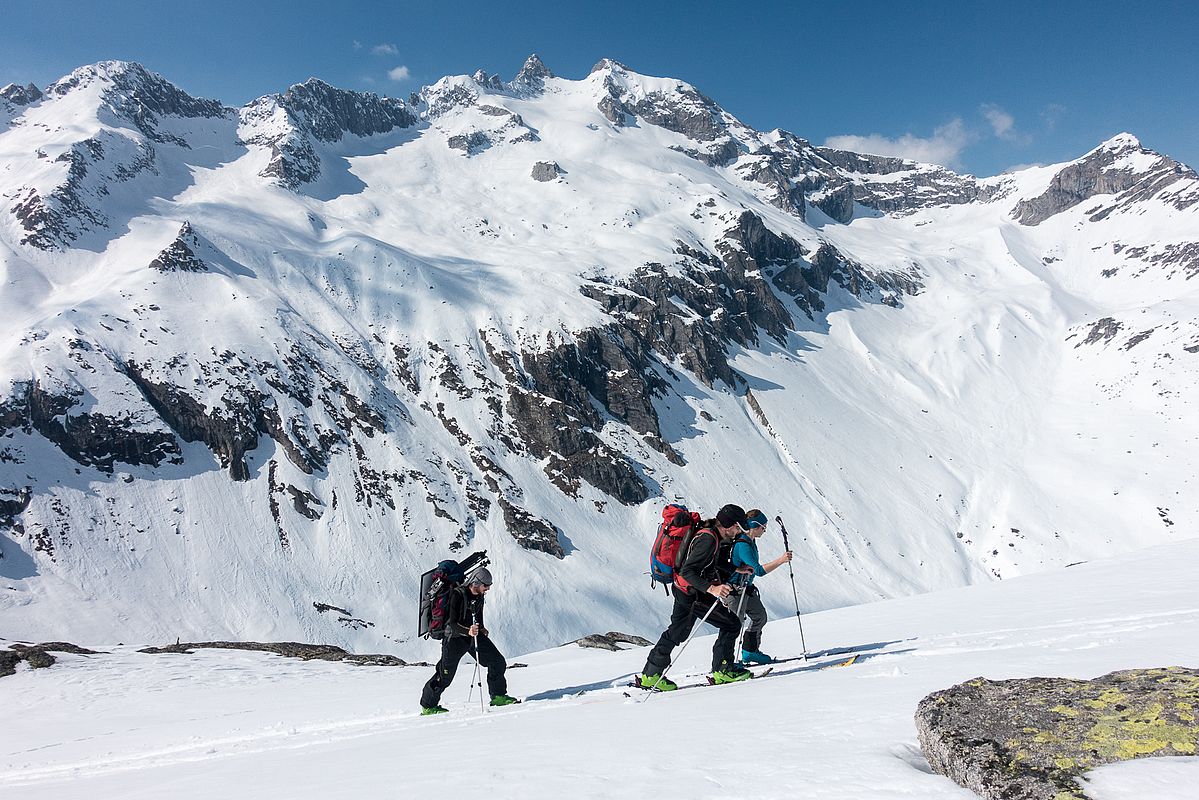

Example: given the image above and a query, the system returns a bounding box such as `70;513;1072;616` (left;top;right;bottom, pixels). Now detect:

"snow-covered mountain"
0;56;1196;657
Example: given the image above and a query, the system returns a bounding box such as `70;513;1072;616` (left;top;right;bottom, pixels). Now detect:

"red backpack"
649;504;700;590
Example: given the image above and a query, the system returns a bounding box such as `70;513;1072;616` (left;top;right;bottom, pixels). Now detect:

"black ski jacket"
444;586;486;639
677;523;734;594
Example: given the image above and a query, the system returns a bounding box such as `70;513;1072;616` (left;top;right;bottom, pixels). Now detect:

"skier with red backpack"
638;503;755;690
419;567;520;715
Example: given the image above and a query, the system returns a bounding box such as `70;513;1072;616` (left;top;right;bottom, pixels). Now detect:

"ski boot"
711;666;753;684
740;649;773;665
637;673;678;691
421;705;449;716
490;694;521;707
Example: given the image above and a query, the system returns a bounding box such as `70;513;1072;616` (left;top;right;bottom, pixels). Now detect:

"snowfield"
2;538;1196;799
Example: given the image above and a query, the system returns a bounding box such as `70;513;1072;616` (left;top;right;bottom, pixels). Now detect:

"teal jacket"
730;535;765;587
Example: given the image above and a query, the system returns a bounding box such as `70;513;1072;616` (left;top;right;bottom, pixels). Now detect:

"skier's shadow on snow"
808;640;910;659
770;640;918;677
525;640;916;702
524;673;638;701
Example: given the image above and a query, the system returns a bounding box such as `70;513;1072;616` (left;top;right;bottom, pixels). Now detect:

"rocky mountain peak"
1096;132;1143;153
239;79;418;188
1;82;42;107
276;78;417;143
1014;131;1197;226
470;69;506;91
514;54;554;83
44;61;227;131
148;222;209;273
588;58;628;75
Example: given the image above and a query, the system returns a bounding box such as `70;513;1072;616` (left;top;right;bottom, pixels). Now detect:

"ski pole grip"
776;515;790;550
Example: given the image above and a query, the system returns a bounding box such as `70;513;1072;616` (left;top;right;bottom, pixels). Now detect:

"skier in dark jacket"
637;504;754;690
420;568;520;715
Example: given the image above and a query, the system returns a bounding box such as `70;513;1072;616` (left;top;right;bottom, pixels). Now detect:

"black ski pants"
729;585;768;653
420;634;507;707
642;585;743;676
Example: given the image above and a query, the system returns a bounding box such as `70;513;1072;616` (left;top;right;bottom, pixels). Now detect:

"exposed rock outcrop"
123;365;265;481
149;222;209;272
916;667;1199;800
531;161;562;181
0;381;181;473
0;486;31;518
240;79;417;188
1;82;42;108
1;642;100;678
570;631;653;650
10;130;158;249
496;496;564;557
815;146;989;216
139;640;410;666
275;79;417;142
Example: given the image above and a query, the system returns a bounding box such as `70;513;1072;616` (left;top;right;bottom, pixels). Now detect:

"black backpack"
417;551;489;640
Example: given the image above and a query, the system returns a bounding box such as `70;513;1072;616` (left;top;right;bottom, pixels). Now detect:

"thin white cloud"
980;103;1031;145
352;40;363;51
823;118;971;168
372;43;399;56
387;65;411;82
1041;103;1066;133
981;104;1015;139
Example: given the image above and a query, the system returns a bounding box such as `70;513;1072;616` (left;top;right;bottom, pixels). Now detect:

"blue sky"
2;0;1194;176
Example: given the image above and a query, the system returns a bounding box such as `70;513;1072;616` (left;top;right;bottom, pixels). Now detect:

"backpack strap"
673;525;719;593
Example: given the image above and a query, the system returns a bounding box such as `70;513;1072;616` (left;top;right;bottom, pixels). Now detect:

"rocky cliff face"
1;82;42;110
240;79;417;188
1014;133;1199;225
44;61;228;143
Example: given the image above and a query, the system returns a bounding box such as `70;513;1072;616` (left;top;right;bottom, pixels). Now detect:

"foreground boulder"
916;667;1199;799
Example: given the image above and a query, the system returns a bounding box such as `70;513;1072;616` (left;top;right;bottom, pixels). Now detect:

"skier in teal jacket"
727;509;792;664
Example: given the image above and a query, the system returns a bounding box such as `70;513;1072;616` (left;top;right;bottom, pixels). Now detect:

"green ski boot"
490;694;521;707
637;673;678;691
421;705;449;716
711;666;753;684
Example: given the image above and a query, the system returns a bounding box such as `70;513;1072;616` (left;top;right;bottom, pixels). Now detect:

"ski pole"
640;595;720;703
775;515;809;659
467;635;480;703
732;583;751;662
471;633;485;713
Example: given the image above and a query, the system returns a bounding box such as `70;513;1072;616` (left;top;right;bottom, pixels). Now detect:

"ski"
631;666;774;693
824;654;857;669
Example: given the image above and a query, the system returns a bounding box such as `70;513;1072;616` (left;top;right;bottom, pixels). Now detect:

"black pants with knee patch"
642;585;743;676
420;634;507;707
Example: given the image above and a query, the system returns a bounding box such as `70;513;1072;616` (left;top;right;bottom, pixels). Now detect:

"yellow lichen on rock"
916;667;1199;800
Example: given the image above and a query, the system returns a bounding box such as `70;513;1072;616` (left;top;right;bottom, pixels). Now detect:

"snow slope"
2;537;1196;799
0;58;1197;658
